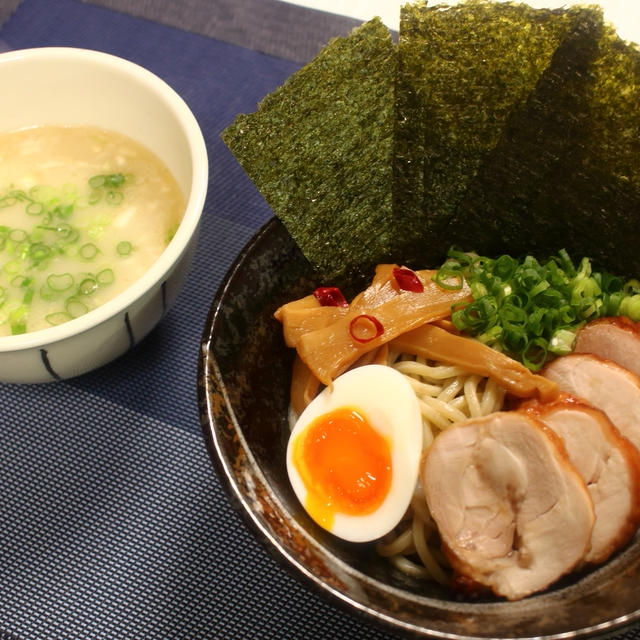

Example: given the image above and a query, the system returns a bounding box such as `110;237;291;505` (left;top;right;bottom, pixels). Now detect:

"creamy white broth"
0;125;185;335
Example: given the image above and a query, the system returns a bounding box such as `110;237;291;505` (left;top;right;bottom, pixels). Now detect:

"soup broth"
0;125;185;336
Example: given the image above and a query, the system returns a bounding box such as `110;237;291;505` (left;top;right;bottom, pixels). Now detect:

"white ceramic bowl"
0;47;208;383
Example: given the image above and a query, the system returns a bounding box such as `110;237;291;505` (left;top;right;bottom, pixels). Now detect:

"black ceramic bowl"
198;217;640;639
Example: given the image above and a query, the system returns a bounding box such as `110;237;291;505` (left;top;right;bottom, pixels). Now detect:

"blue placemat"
0;1;400;638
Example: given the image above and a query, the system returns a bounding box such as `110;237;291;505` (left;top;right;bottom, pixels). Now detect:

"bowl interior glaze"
198;217;640;639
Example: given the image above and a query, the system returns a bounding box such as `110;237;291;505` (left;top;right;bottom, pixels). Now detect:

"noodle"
377;352;506;584
288;343;506;586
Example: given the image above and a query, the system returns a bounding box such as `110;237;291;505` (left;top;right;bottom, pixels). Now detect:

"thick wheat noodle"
437;377;464;403
393;360;465;380
289;352;505;585
403;376;444;397
377;355;505;584
376;526;415;557
388;554;432;579
417;398;454;431
409;489;432;525
412;517;451;585
464;375;483;417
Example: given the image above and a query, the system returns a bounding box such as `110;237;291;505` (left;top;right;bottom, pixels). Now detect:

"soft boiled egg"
286;364;422;542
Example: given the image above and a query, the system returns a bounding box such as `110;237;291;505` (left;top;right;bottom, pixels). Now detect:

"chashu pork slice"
422;412;594;601
543;353;640;452
521;394;640;564
574;317;640;378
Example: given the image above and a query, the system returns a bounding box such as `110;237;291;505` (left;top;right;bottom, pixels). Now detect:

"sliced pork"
422;412;594;600
574;317;640;379
521;394;640;564
543;353;640;452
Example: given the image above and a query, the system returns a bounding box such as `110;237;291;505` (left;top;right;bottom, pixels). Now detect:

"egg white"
286;363;423;543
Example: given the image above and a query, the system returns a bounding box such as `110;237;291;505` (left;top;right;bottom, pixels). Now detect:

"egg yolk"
291;407;392;531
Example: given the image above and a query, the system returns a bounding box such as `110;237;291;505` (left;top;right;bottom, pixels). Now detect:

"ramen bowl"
198;217;640;639
0;47;207;383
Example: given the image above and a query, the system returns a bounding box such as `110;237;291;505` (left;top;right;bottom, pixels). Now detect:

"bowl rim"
198;217;640;640
0;46;208;351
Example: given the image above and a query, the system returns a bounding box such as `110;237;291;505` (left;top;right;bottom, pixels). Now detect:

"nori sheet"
392;3;430;266
394;0;575;266
223;1;640;282
221;18;401;282
547;27;640;277
443;6;640;277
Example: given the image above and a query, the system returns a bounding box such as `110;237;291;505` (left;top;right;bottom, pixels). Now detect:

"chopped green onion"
47;273;74;292
65;297;88;318
619;295;640;322
88;190;102;205
29;242;52;265
26;202;44;216
9;306;28;335
521;337;548;371
106;190;123;205
79;277;98;296
549;329;576;355
45;311;72;326
52;204;74;219
97;268;114;286
88;175;106;189
105;173;125;187
437;248;640;370
9;229;28;243
3;261;20;276
433;268;464;291
89;173;125;189
79;243;100;260
116;241;132;256
10;275;30;288
0;174;135;335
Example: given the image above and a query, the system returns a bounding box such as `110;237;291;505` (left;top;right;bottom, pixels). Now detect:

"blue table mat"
0;1;638;639
0;1;397;638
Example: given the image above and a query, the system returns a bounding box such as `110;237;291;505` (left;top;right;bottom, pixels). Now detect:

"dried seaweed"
443;5;640;278
221;18;400;282
548;27;640;277
395;0;576;265
392;3;430;265
222;1;640;282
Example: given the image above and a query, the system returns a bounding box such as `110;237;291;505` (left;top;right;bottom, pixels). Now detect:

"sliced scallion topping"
116;241;132;256
97;268;114;286
88;190;102;205
0;173;133;334
3;261;20;276
9;306;28;335
65;297;88;318
47;273;74;292
436;248;640;370
106;190;123;205
45;311;72;326
79;243;100;260
9;229;28;243
88;175;106;189
79;277;98;296
26;202;44;216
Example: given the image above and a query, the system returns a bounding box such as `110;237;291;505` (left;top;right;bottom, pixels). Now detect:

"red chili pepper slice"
313;286;348;308
392;267;424;293
349;314;384;343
